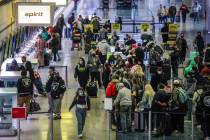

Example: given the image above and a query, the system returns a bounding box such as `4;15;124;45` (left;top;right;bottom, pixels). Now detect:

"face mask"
157;71;162;74
78;90;84;96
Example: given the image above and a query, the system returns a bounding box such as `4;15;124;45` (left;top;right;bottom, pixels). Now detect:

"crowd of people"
7;2;209;139
157;2;202;24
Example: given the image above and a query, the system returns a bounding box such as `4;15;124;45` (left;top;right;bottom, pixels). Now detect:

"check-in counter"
0;71;21;87
1;57;38;71
0;88;17;136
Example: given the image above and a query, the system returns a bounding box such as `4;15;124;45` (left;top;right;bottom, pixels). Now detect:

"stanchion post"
50;110;54;140
148;111;152;140
191;113;195;140
17;119;20;140
65;66;68;87
108;111;111;140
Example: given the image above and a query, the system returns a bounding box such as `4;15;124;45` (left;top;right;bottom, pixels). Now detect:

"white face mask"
78;91;84;96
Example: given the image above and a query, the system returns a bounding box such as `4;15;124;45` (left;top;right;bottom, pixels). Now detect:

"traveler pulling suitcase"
86;82;98;97
134;111;145;132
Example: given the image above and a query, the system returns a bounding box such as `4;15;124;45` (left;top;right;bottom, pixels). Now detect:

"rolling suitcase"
86;82;98;97
134;111;145;132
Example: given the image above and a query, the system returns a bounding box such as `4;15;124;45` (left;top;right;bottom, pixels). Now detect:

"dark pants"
53;51;58;61
120;106;132;131
171;113;185;133
101;55;107;65
180;50;186;63
172;65;178;78
78;79;88;89
90;71;101;87
201;111;210;138
182;13;187;23
159;16;163;23
170;15;175;23
193;12;199;23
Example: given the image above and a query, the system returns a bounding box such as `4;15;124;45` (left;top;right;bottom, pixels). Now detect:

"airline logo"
17;4;52;25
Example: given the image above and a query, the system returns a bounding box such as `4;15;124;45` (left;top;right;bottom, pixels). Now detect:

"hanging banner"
112;23;120;32
140;23;150;32
41;0;67;6
15;3;55;26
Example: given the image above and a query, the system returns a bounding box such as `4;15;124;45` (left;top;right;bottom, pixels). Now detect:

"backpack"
106;82;117;98
177;87;189;104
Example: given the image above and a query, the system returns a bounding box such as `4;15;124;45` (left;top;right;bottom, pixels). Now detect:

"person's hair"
145;84;155;96
25;61;32;70
158;83;165;90
76;87;85;96
21;70;27;76
49;66;55;71
22;56;26;61
79;57;86;66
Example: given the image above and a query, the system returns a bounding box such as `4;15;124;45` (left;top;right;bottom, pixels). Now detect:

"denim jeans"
120;106;131;131
52;98;62;117
76;107;87;135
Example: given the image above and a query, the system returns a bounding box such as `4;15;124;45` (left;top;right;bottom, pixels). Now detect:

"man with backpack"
46;72;66;120
198;76;210;139
169;80;189;133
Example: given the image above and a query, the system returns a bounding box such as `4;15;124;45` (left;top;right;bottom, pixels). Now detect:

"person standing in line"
17;70;33;114
176;33;189;64
193;31;205;57
45;72;66;120
169;3;177;23
113;83;132;133
180;2;189;23
161;23;169;43
69;88;90;139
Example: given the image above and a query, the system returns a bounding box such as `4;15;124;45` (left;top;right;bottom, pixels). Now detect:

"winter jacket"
98;40;110;55
45;77;66;99
114;87;132;106
17;76;33;97
74;64;89;81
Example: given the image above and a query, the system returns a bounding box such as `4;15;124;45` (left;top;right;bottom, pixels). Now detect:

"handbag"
30;99;41;112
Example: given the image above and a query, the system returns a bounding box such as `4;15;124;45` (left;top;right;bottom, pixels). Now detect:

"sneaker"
53;116;61;120
78;134;83;138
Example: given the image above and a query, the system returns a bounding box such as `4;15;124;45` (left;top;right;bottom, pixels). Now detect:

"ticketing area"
0;0;210;140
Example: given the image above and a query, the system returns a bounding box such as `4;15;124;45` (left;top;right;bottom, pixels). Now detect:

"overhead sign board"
16;3;55;26
140;23;150;32
41;0;67;6
112;23;120;32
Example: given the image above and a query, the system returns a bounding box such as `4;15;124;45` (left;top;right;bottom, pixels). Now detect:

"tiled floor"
0;0;207;140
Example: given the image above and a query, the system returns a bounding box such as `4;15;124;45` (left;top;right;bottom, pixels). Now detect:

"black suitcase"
86;82;97;97
134;112;145;132
204;48;210;62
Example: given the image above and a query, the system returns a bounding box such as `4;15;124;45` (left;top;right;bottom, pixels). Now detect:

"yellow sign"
112;23;120;32
140;23;150;32
169;24;178;32
167;41;176;46
84;24;93;33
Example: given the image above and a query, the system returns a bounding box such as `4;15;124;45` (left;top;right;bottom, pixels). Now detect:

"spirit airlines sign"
41;0;67;6
16;3;55;26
